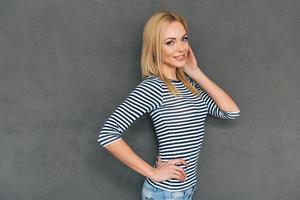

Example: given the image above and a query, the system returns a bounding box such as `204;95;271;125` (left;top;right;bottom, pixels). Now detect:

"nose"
176;41;185;52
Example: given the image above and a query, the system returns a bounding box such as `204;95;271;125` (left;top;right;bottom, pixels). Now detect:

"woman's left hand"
183;45;201;77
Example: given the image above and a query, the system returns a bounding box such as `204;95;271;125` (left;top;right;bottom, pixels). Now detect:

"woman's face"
162;21;189;69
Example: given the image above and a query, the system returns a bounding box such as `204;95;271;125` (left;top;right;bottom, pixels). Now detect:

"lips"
174;54;186;61
174;54;185;58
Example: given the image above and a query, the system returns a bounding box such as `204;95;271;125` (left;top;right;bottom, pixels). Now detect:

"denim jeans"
141;179;196;200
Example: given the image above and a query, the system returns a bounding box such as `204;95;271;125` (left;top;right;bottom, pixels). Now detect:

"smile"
174;55;185;61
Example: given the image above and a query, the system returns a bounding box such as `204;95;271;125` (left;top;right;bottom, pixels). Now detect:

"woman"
98;10;240;200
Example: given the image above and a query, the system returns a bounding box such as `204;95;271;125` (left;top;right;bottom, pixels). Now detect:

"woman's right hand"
149;156;188;182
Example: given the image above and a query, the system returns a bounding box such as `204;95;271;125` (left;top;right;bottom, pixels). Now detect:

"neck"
161;64;178;80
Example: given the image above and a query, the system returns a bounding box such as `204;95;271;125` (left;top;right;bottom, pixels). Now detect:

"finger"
171;170;183;180
157;156;162;162
173;166;187;178
171;173;183;182
172;167;186;180
170;159;188;167
189;45;193;53
156;156;162;165
189;45;193;52
171;170;185;182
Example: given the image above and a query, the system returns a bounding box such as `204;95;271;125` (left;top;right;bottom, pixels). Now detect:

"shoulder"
138;75;163;90
130;76;163;105
126;75;163;98
143;75;162;83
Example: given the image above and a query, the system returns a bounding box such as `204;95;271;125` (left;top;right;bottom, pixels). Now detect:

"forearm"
104;139;155;179
191;68;240;112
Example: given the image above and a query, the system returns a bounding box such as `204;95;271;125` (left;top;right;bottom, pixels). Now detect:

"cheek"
163;47;175;60
180;44;189;53
184;44;189;51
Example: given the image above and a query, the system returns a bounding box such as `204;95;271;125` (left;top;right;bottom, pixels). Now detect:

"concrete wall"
0;0;299;199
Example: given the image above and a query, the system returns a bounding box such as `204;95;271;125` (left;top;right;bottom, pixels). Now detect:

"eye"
182;36;188;42
166;41;174;46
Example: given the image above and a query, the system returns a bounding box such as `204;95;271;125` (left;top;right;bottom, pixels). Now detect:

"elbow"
97;130;111;148
233;107;240;113
97;131;107;148
97;130;122;148
226;109;241;120
221;106;240;120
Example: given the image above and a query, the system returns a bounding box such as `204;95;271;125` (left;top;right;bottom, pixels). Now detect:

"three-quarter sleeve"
188;76;240;120
97;78;163;147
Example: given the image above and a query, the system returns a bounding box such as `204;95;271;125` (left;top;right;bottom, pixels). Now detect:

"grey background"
0;0;299;199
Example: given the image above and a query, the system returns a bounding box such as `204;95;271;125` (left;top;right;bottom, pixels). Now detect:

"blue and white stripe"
98;75;240;191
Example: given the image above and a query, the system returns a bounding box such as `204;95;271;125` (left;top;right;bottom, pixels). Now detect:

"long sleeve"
97;77;163;147
188;76;240;120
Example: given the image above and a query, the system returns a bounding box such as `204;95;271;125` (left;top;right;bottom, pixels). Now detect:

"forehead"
164;21;187;38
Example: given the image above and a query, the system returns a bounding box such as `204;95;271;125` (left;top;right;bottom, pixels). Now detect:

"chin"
164;60;186;68
173;62;186;68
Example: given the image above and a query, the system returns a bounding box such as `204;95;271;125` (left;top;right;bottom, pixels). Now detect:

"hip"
142;179;196;200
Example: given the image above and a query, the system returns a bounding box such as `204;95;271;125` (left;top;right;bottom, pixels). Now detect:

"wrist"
192;69;208;85
145;165;156;179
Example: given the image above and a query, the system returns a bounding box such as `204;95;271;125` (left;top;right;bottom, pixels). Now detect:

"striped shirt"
97;75;240;191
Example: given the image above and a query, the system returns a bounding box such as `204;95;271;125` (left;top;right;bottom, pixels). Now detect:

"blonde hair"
140;10;200;96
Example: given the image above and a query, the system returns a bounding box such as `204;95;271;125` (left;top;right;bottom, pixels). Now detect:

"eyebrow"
164;33;188;41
